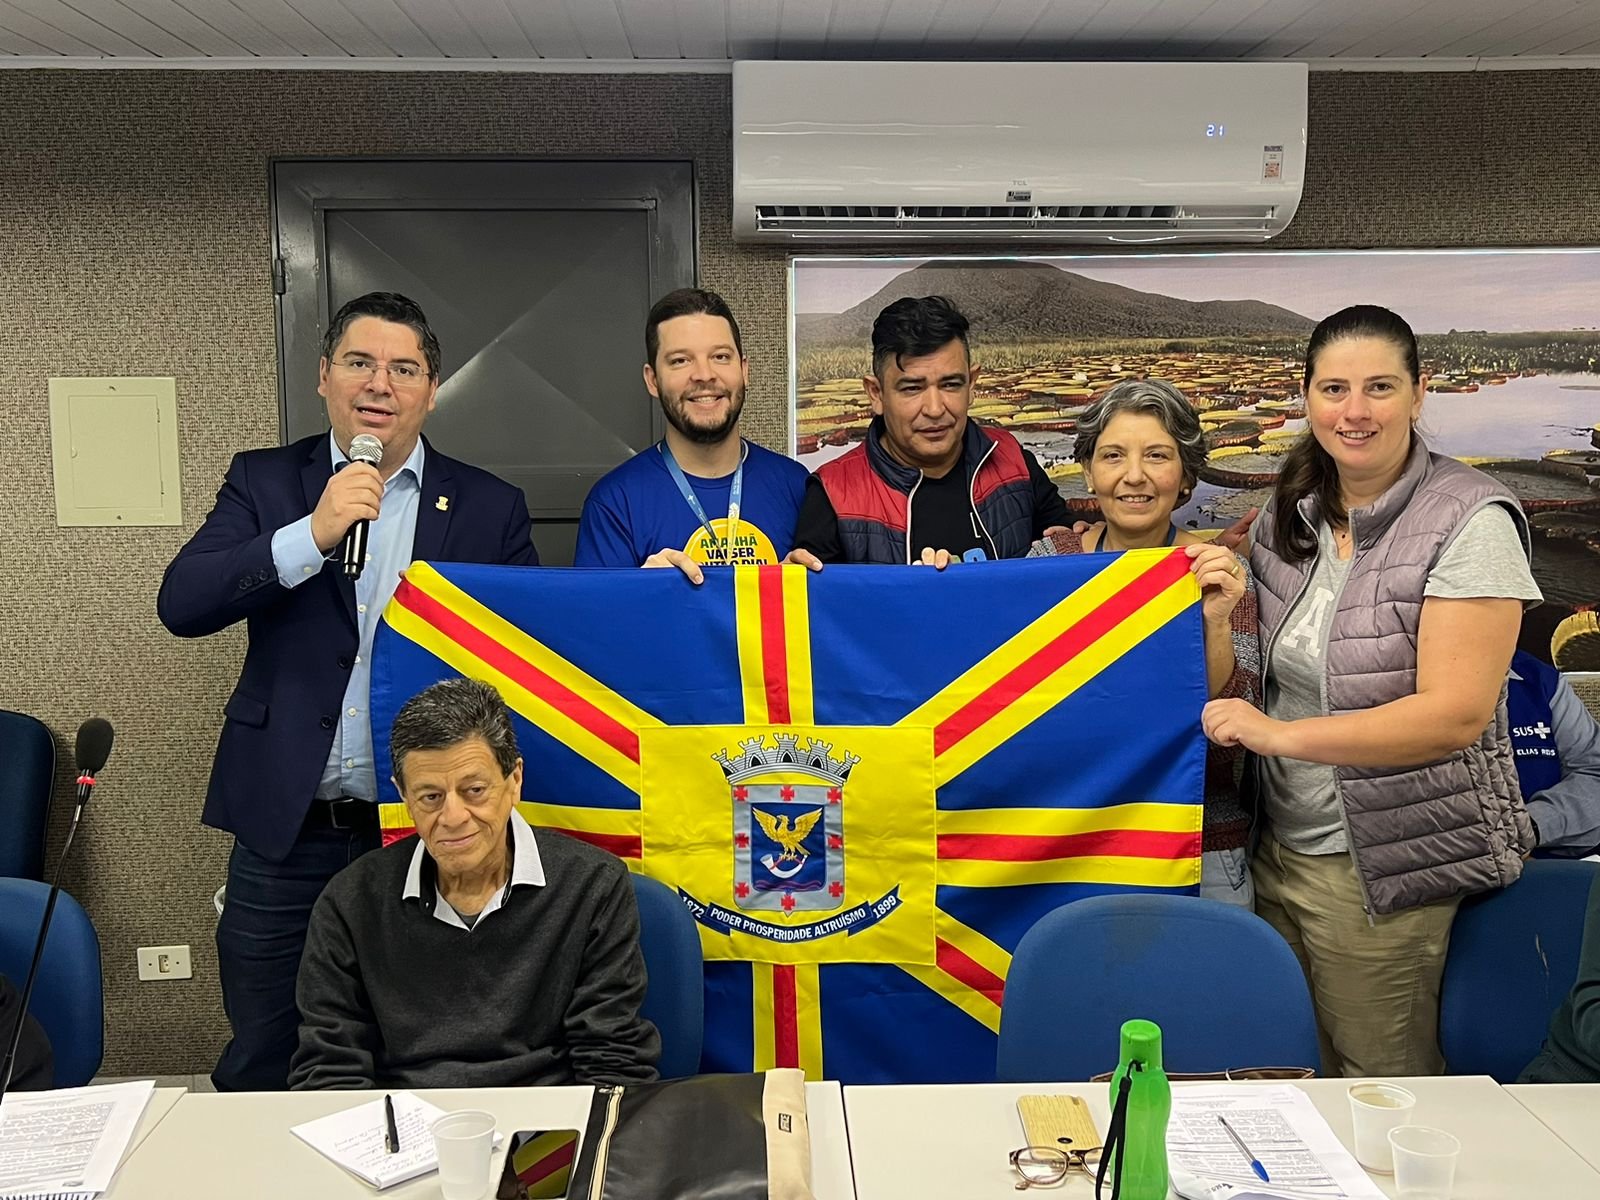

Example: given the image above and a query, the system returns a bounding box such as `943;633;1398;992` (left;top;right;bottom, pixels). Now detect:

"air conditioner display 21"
733;61;1307;244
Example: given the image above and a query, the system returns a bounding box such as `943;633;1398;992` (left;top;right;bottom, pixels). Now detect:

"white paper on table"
1166;1085;1387;1200
0;1078;156;1198
290;1093;501;1190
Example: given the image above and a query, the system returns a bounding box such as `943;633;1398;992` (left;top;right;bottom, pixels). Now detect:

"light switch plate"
136;944;192;981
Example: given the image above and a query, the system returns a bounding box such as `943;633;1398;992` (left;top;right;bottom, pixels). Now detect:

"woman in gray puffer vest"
1201;305;1539;1078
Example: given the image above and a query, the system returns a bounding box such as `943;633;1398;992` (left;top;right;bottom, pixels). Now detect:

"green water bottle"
1105;1019;1171;1200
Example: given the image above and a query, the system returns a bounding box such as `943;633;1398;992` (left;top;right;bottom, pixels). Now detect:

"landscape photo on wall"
790;251;1600;666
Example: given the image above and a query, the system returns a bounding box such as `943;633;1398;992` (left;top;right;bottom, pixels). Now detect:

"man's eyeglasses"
1009;1144;1102;1189
331;356;432;387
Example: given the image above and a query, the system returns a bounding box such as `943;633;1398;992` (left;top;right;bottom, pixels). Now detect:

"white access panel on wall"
49;376;182;526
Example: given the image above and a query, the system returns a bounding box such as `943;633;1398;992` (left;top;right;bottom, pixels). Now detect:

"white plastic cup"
1347;1082;1417;1173
431;1109;497;1200
1389;1125;1461;1198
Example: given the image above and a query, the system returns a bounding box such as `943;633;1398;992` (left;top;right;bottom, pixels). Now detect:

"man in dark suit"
159;292;538;1091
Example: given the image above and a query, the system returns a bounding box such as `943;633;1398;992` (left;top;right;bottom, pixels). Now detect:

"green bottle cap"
1120;1018;1164;1069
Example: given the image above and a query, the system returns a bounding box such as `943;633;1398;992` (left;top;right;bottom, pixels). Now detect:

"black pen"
384;1093;400;1154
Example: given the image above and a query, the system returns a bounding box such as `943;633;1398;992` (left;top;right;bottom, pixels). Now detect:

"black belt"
305;797;378;831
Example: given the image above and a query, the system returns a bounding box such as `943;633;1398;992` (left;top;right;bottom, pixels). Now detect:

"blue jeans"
212;821;379;1091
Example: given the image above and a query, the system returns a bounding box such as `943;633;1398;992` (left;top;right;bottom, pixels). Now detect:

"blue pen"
1217;1114;1270;1183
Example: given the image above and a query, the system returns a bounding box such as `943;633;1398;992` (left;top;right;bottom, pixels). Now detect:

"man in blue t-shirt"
575;288;818;582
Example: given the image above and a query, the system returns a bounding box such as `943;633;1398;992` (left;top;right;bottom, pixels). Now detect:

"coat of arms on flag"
371;551;1207;1083
726;735;847;911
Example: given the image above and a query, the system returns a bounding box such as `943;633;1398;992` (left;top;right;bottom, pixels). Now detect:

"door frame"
269;157;697;459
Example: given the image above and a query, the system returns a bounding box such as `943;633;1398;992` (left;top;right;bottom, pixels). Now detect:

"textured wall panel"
1;67;1596;1074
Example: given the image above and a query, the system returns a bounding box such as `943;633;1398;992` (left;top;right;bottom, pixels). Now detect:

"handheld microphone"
75;716;114;804
341;433;385;580
0;717;114;1103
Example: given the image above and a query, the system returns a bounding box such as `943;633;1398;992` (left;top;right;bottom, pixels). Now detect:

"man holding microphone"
160;292;538;1090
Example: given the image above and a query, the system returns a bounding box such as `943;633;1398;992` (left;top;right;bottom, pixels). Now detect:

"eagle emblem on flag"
370;552;1207;1083
722;734;850;914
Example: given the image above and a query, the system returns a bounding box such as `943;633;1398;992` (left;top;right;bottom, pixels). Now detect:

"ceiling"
3;0;1600;68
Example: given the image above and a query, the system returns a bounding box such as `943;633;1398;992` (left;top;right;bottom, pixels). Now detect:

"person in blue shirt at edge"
1512;651;1600;1084
1507;648;1600;858
574;287;821;582
791;294;1071;567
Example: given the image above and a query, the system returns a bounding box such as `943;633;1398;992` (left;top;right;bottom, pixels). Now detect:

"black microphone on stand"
340;433;385;580
0;718;114;1103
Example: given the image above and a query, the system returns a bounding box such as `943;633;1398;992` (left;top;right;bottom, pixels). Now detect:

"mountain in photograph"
796;259;1316;346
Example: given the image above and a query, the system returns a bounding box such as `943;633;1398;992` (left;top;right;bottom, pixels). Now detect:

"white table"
1508;1083;1600;1172
106;1082;855;1199
123;1087;187;1161
842;1076;1600;1199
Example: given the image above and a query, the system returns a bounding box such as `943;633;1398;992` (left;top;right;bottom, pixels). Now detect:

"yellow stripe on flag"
937;802;1202;838
939;855;1200;889
782;567;814;724
898;555;1198;787
390;563;662;792
898;910;1013;1033
752;962;778;1071
794;964;824;1080
517;801;640;840
734;569;770;724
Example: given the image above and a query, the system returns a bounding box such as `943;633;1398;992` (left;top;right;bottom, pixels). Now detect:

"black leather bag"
566;1070;814;1200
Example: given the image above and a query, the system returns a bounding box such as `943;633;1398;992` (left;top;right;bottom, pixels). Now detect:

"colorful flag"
371;552;1206;1083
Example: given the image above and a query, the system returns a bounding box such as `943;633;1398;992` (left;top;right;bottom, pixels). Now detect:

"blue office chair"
1440;857;1598;1082
0;710;55;880
0;878;103;1086
997;894;1320;1082
630;872;704;1078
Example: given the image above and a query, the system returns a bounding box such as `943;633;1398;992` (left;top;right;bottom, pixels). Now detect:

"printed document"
0;1079;155;1198
1167;1085;1387;1200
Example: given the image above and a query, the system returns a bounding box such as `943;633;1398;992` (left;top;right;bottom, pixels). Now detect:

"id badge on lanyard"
660;440;745;564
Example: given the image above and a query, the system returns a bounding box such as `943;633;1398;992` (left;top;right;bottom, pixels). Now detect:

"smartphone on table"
495;1129;580;1200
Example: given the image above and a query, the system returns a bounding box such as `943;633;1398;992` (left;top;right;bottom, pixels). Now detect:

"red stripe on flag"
381;826;416;848
517;1137;577;1186
937;828;1200;862
547;828;642;860
394;579;640;763
758;567;791;723
935;938;1005;1007
772;964;800;1068
935;550;1191;757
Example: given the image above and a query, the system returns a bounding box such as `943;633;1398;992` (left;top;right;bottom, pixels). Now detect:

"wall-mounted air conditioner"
732;60;1307;244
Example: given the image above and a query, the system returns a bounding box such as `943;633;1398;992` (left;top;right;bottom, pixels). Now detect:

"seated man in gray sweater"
289;676;660;1090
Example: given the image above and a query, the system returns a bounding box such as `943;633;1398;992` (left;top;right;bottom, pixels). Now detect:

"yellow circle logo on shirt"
682;519;779;566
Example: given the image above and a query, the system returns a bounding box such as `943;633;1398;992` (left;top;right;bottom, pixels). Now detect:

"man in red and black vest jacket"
793;295;1069;566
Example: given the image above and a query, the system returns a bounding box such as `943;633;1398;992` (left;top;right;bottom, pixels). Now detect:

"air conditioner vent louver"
752;204;1278;240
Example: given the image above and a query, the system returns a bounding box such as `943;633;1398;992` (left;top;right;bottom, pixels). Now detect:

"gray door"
272;160;696;564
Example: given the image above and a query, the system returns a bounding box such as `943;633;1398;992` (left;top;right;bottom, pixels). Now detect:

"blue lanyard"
660;440;745;564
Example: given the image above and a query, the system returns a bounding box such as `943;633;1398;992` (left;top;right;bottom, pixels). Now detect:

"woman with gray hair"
1029;378;1261;906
